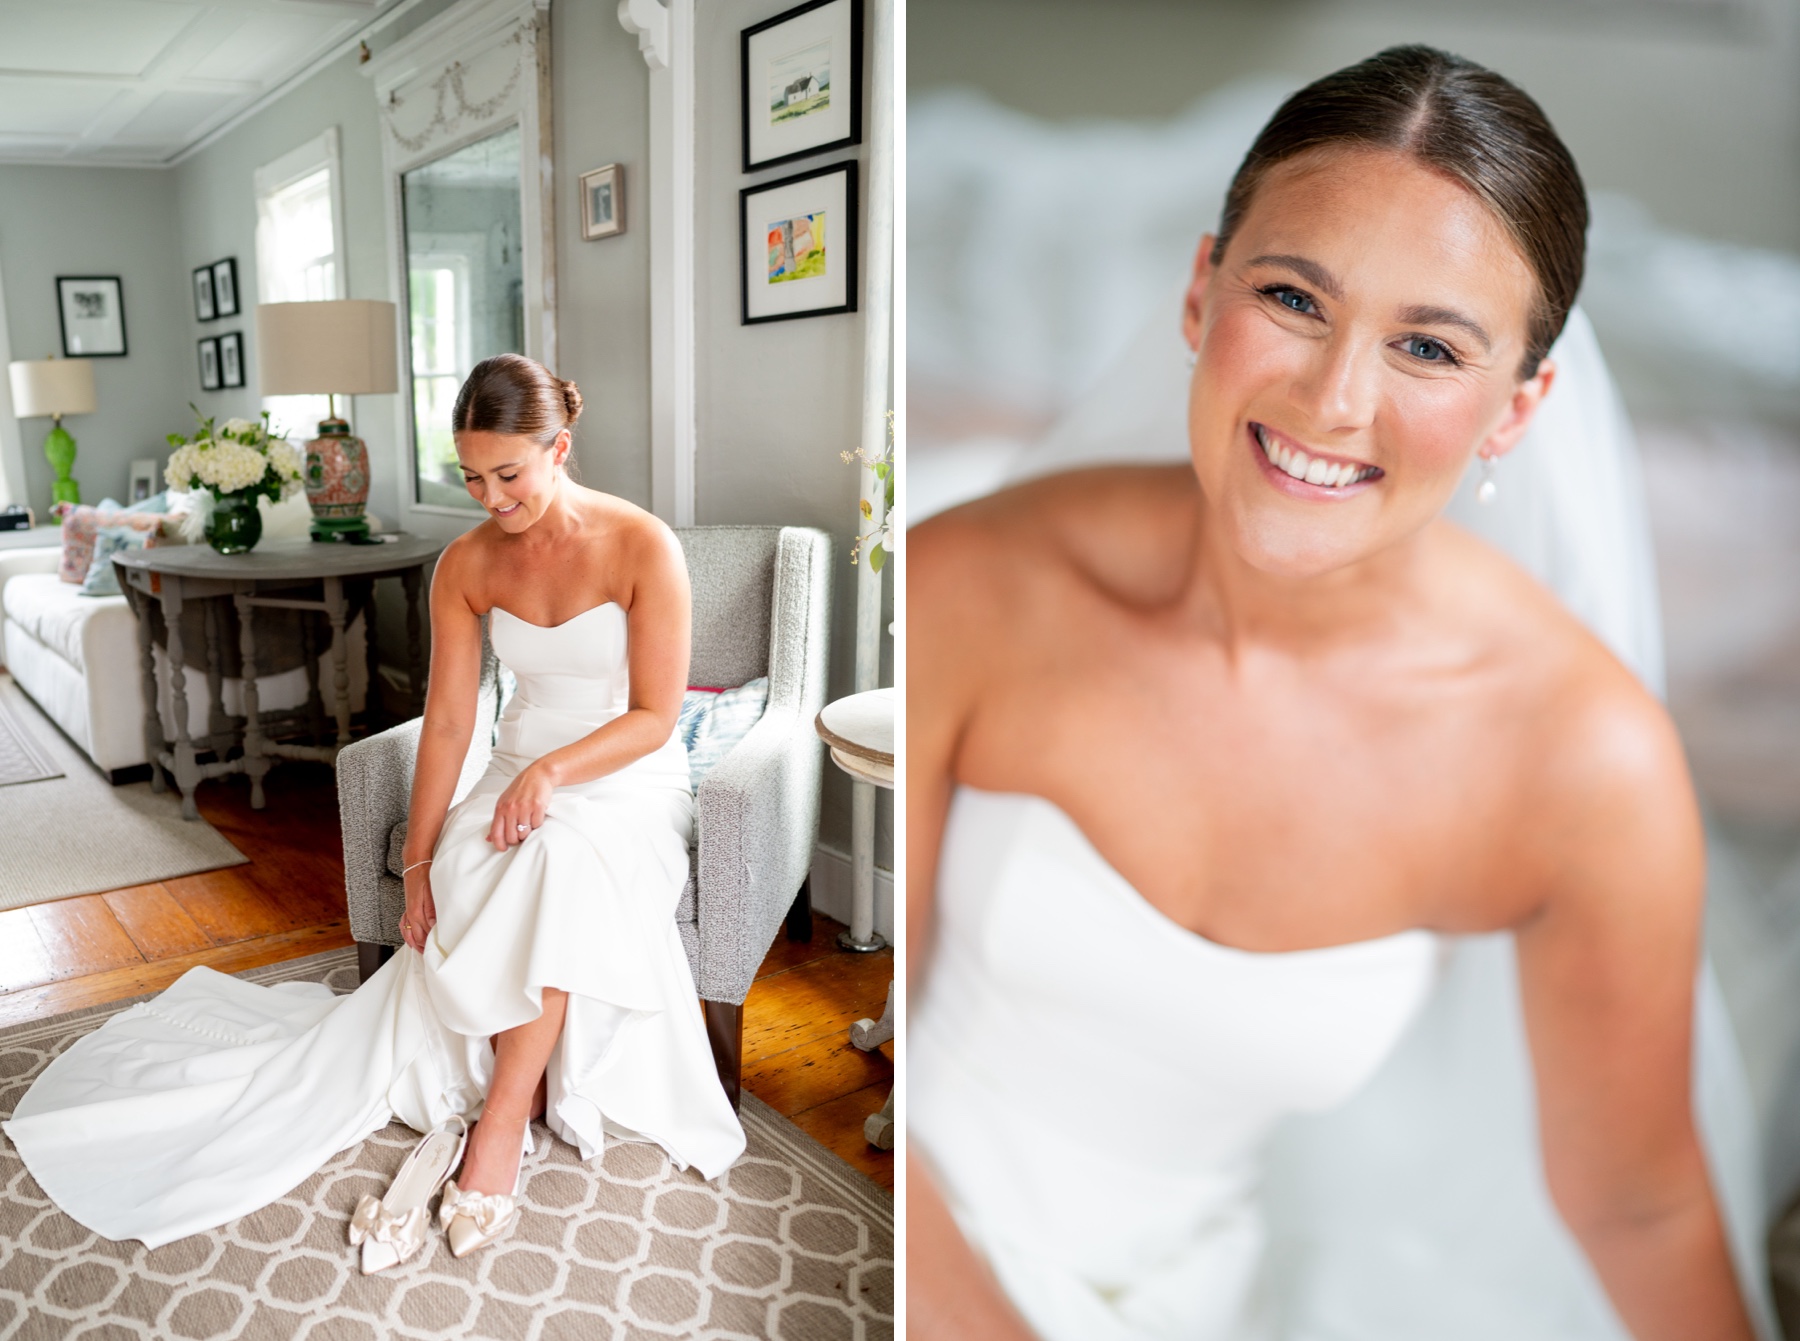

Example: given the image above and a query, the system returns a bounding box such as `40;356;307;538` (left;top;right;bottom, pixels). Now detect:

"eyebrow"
461;461;524;473
1244;253;1344;303
1397;304;1492;353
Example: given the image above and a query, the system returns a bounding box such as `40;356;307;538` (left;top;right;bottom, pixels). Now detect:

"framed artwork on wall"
56;277;127;357
742;0;862;173
579;164;624;239
198;337;221;392
740;160;858;324
211;258;239;318
218;332;244;389
192;265;216;321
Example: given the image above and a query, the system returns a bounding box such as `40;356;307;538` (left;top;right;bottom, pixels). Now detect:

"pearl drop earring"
1477;455;1498;506
1185;347;1198;371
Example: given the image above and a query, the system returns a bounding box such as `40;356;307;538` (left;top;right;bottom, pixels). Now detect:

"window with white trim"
254;128;346;439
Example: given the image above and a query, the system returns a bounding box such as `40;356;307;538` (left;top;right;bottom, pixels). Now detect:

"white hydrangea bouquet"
164;409;304;548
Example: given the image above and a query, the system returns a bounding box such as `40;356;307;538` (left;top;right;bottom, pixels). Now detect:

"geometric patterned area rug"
0;685;59;788
0;673;245;912
0;949;895;1340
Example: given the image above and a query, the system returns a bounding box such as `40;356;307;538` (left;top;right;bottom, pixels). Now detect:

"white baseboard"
809;842;894;943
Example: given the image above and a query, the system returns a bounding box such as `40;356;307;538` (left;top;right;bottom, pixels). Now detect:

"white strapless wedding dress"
2;602;746;1248
909;787;1441;1341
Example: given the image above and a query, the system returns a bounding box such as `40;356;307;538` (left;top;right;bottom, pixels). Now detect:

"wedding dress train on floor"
2;602;746;1249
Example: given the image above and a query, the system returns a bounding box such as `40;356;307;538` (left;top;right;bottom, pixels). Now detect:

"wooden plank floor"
0;762;894;1190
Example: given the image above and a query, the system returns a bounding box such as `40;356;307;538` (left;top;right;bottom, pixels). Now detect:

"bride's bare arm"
398;538;487;946
1516;680;1755;1341
481;516;691;851
907;513;1039;1341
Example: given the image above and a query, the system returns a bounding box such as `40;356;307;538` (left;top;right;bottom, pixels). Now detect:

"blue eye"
1403;336;1455;363
1261;285;1316;315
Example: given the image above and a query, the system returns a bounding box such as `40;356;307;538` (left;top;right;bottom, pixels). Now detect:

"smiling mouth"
492;502;522;517
1253;423;1383;489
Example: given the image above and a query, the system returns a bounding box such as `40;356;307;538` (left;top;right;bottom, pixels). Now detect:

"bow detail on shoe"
438;1181;516;1235
348;1195;430;1254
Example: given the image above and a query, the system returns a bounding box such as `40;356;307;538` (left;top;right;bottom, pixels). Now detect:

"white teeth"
1283;450;1309;481
1257;425;1375;488
1304;457;1331;485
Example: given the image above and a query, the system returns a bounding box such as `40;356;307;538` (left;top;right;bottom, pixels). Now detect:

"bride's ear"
1478;357;1556;462
1181;234;1220;353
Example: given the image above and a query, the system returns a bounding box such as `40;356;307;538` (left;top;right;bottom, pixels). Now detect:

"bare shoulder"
430;524;496;608
911;463;1198;617
1445;526;1700;899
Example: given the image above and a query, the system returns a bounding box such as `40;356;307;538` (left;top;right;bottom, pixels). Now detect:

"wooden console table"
115;535;442;819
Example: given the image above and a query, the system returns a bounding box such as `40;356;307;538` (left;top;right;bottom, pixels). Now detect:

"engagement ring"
516;823;529;834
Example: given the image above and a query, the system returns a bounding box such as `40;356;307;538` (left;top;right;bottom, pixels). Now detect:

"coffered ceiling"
0;0;406;167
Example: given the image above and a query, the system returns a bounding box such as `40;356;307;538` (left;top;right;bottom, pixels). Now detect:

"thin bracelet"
401;859;433;877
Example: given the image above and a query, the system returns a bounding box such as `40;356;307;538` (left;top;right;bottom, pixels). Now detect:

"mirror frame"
367;0;555;539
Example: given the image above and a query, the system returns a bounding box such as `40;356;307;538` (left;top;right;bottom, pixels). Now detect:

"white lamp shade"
8;358;97;419
256;300;398;397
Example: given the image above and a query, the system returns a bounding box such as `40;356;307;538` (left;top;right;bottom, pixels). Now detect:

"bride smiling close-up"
907;42;1779;1341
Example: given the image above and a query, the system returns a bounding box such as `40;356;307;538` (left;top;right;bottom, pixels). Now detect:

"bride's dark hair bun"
452;353;583;449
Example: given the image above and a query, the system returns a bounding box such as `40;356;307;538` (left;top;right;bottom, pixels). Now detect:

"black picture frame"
741;0;863;174
211;258;239;318
219;331;244;389
740;159;858;325
198;337;221;392
55;276;127;358
192;265;216;321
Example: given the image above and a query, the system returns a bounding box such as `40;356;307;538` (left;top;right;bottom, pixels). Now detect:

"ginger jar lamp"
255;300;398;542
7;356;96;509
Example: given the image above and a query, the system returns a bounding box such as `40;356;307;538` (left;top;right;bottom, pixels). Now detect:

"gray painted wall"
0;165;194;511
910;0;1800;255
695;0;892;876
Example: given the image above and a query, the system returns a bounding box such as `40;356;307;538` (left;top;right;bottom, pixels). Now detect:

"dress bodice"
910;787;1441;1340
489;604;690;791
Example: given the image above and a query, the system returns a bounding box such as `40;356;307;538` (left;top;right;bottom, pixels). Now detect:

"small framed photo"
192;265;216;321
579;164;624;240
211;258;239;318
219;331;244;389
128;458;158;503
56;277;127;357
198;337;221;392
741;160;857;324
742;0;862;173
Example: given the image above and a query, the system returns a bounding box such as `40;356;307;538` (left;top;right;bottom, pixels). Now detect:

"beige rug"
0;674;245;911
0;949;895;1340
0;688;59;788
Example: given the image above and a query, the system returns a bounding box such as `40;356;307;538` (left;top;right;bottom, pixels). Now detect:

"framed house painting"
741;160;857;324
56;277;127;357
198;337;221;392
193;265;216;321
742;0;862;173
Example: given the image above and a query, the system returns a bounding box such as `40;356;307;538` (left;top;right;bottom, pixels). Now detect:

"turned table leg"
234;591;268;810
324;576;353;748
164;581;200;821
402;567;425;718
134;586;167;794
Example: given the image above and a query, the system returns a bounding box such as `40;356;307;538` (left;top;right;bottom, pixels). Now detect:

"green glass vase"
205;493;262;555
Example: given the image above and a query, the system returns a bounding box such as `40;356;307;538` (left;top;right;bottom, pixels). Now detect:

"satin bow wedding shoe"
439;1119;535;1259
348;1117;468;1274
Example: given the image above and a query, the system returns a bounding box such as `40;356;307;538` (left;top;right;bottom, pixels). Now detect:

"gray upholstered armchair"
335;525;833;1106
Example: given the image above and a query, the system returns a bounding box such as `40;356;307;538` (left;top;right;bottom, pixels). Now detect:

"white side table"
815;687;895;1149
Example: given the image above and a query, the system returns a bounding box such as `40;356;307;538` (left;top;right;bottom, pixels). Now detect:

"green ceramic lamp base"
310;517;372;542
44;422;79;507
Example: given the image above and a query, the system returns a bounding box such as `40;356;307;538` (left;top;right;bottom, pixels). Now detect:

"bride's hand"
489;762;555;850
401;868;436;953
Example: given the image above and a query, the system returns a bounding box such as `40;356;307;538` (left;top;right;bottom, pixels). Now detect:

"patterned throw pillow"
56;504;162;583
80;525;151;597
680;677;770;793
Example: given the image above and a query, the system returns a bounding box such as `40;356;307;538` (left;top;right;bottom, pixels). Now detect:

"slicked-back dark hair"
452;353;583;450
1214;45;1586;379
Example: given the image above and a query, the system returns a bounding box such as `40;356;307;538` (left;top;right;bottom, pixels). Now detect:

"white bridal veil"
1003;302;1780;1339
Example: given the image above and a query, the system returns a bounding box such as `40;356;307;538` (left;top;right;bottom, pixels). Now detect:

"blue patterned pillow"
80;525;150;597
680;678;769;792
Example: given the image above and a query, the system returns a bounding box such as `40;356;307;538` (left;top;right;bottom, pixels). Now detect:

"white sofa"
0;545;367;782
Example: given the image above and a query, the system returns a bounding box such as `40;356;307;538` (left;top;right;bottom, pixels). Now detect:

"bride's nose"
1286;331;1378;435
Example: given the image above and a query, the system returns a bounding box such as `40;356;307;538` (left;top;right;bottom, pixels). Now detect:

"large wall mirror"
368;0;553;534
